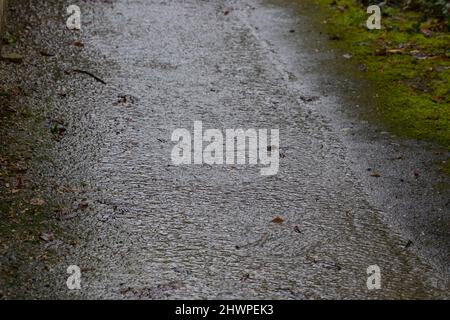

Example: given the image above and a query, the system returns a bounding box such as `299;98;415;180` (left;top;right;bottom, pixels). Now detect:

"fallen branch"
71;68;107;85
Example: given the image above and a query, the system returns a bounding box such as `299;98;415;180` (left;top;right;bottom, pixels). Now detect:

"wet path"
54;0;445;299
1;0;448;298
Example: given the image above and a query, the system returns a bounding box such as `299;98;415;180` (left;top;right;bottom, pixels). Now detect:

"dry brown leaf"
271;216;284;224
72;41;85;47
39;232;54;242
370;172;381;178
30;198;46;206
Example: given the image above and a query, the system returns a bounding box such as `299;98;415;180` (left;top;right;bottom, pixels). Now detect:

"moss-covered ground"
310;0;449;171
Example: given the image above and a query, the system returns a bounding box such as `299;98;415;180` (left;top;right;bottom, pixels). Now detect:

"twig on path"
71;68;107;85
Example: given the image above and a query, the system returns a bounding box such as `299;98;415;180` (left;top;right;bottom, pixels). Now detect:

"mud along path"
0;0;448;299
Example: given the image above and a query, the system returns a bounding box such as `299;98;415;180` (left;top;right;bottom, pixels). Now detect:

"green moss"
312;0;450;150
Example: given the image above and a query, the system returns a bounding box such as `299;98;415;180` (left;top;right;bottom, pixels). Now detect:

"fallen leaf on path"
30;198;46;206
71;41;85;48
370;172;381;178
78;200;89;210
40;50;55;57
39;232;54;242
271;216;284;224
